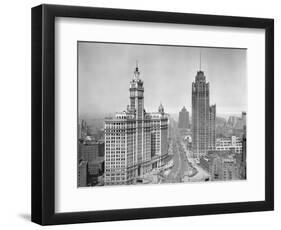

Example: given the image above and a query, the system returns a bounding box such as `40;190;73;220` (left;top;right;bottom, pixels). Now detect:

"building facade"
178;106;189;129
78;140;101;162
192;70;216;156
78;140;105;185
78;160;88;187
209;104;216;149
215;136;242;154
240;125;247;179
104;65;169;186
227;112;246;130
204;151;239;181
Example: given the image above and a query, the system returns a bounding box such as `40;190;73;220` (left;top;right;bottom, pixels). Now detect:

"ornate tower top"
134;61;140;79
195;70;206;82
181;106;187;112
199;49;202;71
158;103;164;114
130;62;143;89
129;63;144;119
194;51;206;82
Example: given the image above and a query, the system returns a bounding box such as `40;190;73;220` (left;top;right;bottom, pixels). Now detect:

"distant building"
216;136;242;154
78;120;89;139
240;125;247;179
192;69;216;156
78;160;88;187
228;116;239;127
227;112;246;130
178;106;189;129
78;140;105;185
242;111;247;126
78;140;104;162
204;151;240;181
104;64;169;186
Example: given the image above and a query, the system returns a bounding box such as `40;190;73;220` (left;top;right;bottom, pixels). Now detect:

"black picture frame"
31;4;274;225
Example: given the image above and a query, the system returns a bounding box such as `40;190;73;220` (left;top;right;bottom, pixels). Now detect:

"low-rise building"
201;150;240;181
216;136;242;154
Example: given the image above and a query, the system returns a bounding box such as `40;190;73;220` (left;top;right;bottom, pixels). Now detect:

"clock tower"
129;63;144;120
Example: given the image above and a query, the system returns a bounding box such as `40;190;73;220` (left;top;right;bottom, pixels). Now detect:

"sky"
78;42;247;118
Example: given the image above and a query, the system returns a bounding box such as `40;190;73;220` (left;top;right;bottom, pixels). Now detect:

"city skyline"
78;42;247;187
78;42;247;119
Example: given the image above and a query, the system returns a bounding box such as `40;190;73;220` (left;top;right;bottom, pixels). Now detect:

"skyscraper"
192;68;216;156
209;104;216;149
178;106;189;129
104;64;169;185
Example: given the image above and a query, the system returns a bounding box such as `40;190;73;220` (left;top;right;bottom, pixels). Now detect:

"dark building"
242;111;247;127
78;140;105;186
98;141;105;157
78;160;88;187
78;140;104;162
240;125;247;179
178;106;190;129
209;104;216;149
192;69;216;156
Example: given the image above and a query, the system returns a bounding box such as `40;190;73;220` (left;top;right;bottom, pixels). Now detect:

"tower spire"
134;60;140;79
199;50;201;71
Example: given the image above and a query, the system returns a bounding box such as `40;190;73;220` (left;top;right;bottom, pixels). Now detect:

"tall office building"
209;104;216;149
192;69;216;156
150;104;169;161
178;106;189;129
104;64;169;186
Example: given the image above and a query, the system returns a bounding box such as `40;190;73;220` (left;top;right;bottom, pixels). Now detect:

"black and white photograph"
29;3;274;226
77;42;247;187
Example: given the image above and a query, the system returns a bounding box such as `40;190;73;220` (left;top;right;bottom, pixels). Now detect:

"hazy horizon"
78;42;247;119
80;112;244;122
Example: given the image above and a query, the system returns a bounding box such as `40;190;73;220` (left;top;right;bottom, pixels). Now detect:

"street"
161;123;210;183
181;142;210;182
160;122;190;183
